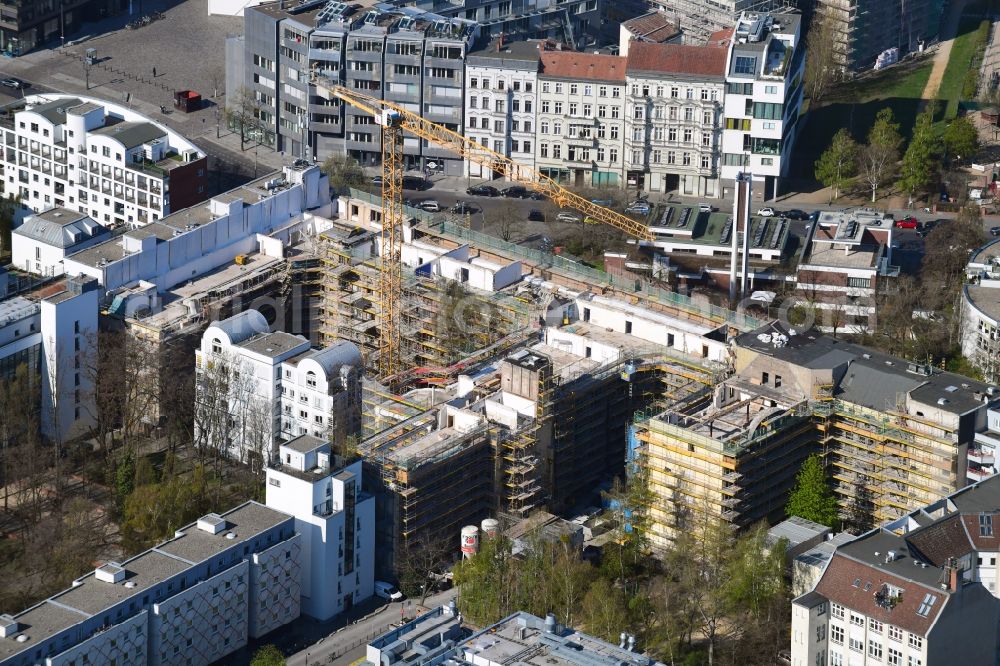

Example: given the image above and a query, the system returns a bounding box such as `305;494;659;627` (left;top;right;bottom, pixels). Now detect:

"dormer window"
306;371;317;388
212;338;222;354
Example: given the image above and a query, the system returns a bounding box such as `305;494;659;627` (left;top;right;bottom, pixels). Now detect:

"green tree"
786;454;839;527
814;128;859;202
322;153;367;195
0;194;21;260
898;108;941;205
250;644;285;666
580;578;629;642
942;116;979;162
858;108;903;202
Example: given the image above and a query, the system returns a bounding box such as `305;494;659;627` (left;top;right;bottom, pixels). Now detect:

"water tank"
481;518;499;539
460;525;479;558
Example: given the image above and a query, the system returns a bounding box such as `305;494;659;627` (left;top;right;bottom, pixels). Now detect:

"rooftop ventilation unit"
95;562;127;584
0;615;19;639
197;513;227;535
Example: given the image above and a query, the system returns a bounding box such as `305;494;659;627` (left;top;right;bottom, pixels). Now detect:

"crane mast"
317;81;654;383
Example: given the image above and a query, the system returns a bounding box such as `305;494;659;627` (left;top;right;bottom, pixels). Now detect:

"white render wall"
61;164;331;293
265;457;375;621
150;562;249;666
40;282;99;443
464;63;540;179
48;611;148;666
249;535;303;638
623;75;724;197
536;77;626;187
4;95;204;228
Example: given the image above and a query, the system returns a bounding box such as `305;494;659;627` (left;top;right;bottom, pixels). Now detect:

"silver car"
557;212;582;223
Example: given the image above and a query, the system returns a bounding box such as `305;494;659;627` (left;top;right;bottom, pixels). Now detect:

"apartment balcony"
968;448;996;465
968;466;995;482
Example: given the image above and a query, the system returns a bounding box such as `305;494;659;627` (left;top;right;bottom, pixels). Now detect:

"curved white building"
962;238;1000;382
195;309;364;466
0;94;207;229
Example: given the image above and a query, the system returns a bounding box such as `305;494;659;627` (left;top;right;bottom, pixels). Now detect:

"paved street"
283;588;459;666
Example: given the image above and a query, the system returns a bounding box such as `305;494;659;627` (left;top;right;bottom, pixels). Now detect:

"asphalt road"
286;587;459;666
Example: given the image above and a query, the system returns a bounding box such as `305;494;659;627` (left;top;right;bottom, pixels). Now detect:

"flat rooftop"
0;296;39;328
236;331;310;358
965;283;1000;327
50;550;190;615
0;602;88;661
646;204;789;254
454;612;662;666
156;502;291;565
803;240;880;270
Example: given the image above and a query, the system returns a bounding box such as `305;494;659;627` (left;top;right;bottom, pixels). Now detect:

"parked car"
526;191;546;200
528;209;545;222
894;216;918;229
625;202;650;215
0;78;25;89
784;209;809;220
698;203;715;213
501;185;528;198
991;226;1000;237
757;207;776;217
371;175;384;186
418;200;441;212
466;184;500;197
402;176;429;191
557;211;582;223
450;201;478;214
374;581;404;602
591;198;615;207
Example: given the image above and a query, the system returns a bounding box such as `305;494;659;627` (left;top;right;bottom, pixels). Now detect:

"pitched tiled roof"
625;42;728;78
707;27;734;45
816;554;948;636
961;512;1000;550
622;12;680;44
905;514;974;566
539;50;626;82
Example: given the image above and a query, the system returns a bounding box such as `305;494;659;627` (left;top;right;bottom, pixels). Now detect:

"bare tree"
227;86;265;151
396;535;455;605
804;12;839;102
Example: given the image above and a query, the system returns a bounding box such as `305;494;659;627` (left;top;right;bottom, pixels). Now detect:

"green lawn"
937;17;990;119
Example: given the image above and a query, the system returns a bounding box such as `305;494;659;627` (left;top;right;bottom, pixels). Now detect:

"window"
888;648;903;666
908;658;922;666
908;634;922;650
848;638;863;653
212;339;222;354
869;618;882;633
916;594;936;617
849;613;864;626
816;624;826;642
734;56;757;74
981;513;993;536
765;85;778;94
830;652;843;666
830;625;844;645
868;640;882;661
888;625;902;642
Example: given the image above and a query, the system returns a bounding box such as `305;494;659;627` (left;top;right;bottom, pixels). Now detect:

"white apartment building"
962;238;1000;382
536;46;627;188
795;209;897;334
464;39;541;180
791;475;1000;666
0;275;98;443
0;95;208;228
0;502;301;666
196;309;363;466
266;436;375;620
10;208;109;277
623;40;727;197
720;11;804;200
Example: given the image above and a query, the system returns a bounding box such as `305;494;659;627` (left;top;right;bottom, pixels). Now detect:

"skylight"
916;593;936;617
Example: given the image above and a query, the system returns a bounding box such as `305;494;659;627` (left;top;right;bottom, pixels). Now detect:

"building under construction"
635;321;998;549
650;0;799;43
316;199;534;381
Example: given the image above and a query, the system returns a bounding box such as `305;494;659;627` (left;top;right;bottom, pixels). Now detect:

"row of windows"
540;81;621;98
630;84;718;101
469;77;534;92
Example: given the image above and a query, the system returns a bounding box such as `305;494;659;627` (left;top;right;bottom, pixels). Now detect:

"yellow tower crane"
318;83;655;381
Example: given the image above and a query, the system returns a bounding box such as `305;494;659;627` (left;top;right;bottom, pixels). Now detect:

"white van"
374;580;404;601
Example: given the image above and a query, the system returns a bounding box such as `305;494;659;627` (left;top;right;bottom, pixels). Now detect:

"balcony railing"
968;449;995;465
